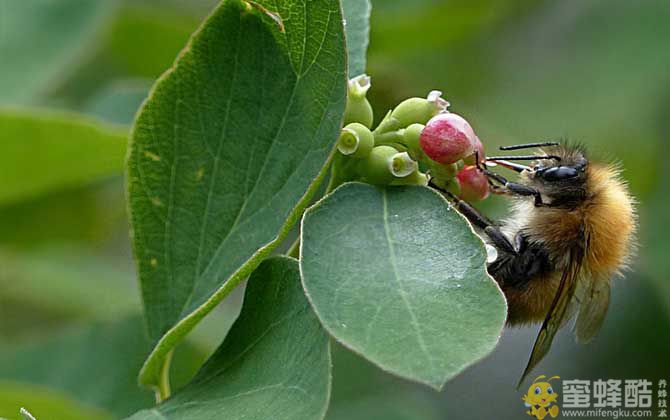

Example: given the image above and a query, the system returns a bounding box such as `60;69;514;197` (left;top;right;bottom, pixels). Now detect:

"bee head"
527;145;589;203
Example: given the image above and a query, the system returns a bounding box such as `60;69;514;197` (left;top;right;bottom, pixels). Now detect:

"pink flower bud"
463;135;485;165
456;165;489;202
419;113;476;164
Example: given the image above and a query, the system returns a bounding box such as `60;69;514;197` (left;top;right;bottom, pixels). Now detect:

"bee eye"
547;387;553;394
535;387;541;395
541;166;578;181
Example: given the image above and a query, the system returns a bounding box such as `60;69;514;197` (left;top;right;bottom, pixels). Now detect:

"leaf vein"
381;189;435;373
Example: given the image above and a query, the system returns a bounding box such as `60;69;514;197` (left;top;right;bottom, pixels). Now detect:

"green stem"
372;109;397;135
287;152;346;259
374;129;404;146
156;349;174;403
325;158;342;193
287;237;300;258
327;152;361;192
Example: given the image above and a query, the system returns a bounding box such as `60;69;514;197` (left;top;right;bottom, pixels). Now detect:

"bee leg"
506;183;547;207
481;170;548;207
489;184;512;195
515;232;527;254
487;233;553;290
429;180;517;255
454;201;517;255
485;225;518;255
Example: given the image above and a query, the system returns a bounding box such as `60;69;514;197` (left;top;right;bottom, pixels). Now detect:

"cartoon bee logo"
522;375;560;419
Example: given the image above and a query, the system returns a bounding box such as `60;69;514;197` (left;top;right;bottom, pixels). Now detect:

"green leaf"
0;184;126;250
327;343;442;420
125;257;331;420
342;0;371;77
0;109;127;206
0;382;111;420
0;317;153;418
300;183;506;390
0;248;138;321
327;394;441;420
0;0;116;104
0;316;207;418
127;0;346;387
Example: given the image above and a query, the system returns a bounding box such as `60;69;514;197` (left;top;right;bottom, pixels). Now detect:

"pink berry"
456;165;489;202
463;135;485;165
419;113;476;164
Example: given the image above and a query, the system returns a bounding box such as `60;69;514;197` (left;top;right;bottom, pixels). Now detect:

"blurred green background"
1;0;668;419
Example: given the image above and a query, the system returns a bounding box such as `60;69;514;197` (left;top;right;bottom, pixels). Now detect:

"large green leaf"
127;0;346;387
326;343;442;420
0;317;153;418
342;0;371;77
0;316;206;419
300;183;506;389
0;0;116;104
327;394;441;420
0;109;127;206
126;257;331;420
0;248;138;322
0;382;110;420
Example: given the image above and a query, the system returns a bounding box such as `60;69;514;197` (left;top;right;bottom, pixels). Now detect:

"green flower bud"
426;159;459;182
403;123;425;160
344;74;374;128
373;111;401;134
358;145;397;185
390;169;429;186
389;151;418;178
373;109;396;134
374;128;405;147
389;90;449;129
337;123;374;158
429;174;461;193
348;74;371;99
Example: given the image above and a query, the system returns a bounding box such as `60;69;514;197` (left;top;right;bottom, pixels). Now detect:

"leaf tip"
244;1;285;33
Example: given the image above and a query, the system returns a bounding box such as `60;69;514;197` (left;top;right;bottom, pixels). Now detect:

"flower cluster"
335;75;489;202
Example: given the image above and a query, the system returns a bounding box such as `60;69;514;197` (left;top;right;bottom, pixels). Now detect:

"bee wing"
517;249;584;387
560;278;586;328
574;276;611;343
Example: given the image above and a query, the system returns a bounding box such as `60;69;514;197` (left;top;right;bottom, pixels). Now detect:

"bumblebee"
434;142;636;385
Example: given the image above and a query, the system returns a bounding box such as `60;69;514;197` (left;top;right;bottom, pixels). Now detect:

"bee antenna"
500;142;560;151
485;159;530;173
486;155;562;161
